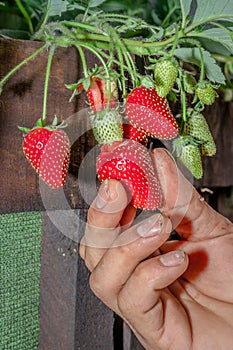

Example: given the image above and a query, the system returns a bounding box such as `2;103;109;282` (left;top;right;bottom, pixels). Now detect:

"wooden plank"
1;38;114;349
0;38;96;214
194;100;233;187
217;187;233;221
39;209;114;350
39;211;78;350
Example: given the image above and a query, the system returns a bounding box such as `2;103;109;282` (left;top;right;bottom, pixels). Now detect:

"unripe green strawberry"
196;83;217;105
183;72;197;94
173;136;203;179
179;144;203;179
183;112;216;156
154;59;178;97
90;109;123;144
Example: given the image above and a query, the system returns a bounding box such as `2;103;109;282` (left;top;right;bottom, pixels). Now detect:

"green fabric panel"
0;211;43;350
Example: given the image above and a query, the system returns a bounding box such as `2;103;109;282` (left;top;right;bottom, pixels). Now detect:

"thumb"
152;148;230;240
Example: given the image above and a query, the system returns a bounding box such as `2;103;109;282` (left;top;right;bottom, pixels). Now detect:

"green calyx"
18;116;67;134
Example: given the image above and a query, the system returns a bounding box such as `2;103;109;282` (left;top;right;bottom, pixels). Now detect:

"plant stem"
62;21;101;32
42;46;55;125
79;43;109;80
0;43;48;89
178;67;187;122
15;0;34;35
169;25;180;57
76;46;88;77
198;46;205;83
36;1;52;38
74;32;174;50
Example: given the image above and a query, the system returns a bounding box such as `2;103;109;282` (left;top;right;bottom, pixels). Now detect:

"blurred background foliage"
0;0;182;39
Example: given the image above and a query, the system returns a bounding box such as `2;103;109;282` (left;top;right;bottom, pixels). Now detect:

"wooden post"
0;38;114;350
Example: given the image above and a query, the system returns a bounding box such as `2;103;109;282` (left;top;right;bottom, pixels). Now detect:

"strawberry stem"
0;43;48;93
198;46;205;83
76;46;88;77
178;66;187;122
79;43;110;82
169;26;179;57
42;45;55;125
15;0;34;35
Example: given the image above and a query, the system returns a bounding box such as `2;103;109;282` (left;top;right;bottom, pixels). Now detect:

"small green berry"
196;83;217;105
154;59;178;97
91;110;123;144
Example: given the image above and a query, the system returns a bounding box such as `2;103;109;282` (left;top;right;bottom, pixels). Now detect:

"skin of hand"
79;148;233;350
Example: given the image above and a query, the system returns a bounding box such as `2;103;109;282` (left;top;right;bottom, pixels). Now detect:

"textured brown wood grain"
194;99;233;188
0;38;96;214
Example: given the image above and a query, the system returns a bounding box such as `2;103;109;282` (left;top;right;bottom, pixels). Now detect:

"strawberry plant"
0;0;233;206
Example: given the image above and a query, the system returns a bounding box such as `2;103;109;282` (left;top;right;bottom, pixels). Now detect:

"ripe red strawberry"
125;86;178;139
23;127;70;188
87;77;118;113
96;139;161;210
123;123;148;146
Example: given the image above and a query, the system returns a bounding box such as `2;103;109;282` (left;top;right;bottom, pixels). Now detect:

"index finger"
80;179;136;270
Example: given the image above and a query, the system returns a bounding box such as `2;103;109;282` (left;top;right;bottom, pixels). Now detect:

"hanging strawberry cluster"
1;0;232;209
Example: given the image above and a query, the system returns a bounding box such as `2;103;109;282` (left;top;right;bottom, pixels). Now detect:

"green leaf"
191;27;233;54
48;0;68;17
179;0;192;23
192;0;233;24
89;0;108;8
0;29;30;39
199;39;232;56
174;47;226;84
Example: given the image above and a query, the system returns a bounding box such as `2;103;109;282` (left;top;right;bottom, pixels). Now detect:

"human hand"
80;148;233;350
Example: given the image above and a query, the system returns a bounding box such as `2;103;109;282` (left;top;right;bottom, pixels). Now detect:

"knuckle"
134;259;157;284
89;272;104;299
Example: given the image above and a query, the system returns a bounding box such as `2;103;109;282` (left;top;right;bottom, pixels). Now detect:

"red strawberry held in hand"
123;123;148;146
97;139;161;210
87;77;118;113
23;127;70;189
125;86;178;139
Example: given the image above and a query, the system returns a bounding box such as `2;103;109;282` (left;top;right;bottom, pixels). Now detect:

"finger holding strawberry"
96;140;162;210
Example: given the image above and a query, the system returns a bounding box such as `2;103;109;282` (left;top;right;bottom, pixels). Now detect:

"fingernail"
159;250;185;267
137;214;163;237
95;180;110;209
